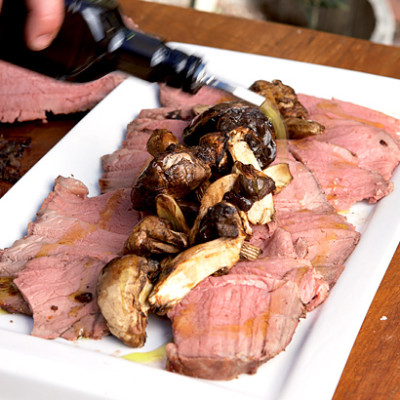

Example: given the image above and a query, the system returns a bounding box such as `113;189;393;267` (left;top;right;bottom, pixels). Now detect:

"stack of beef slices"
0;176;141;340
128;81;396;380
95;81;399;380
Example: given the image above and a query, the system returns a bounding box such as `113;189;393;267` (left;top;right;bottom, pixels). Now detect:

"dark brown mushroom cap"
195;201;242;244
124;215;188;257
224;162;276;212
285;117;325;139
183;101;276;155
131;147;212;210
192;132;232;174
146;129;179;158
250;79;309;119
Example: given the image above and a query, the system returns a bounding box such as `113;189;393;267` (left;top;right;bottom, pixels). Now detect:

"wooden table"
1;1;400;398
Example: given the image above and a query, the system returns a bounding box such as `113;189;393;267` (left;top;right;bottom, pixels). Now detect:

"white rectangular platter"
0;43;399;400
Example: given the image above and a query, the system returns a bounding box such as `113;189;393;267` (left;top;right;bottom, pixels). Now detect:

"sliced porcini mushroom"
193;200;260;259
240;241;262;260
226;127;262;170
146;129;179;157
224;162;275;210
148;233;246;313
246;192;275;225
124;215;188;257
250;80;326;139
196;132;231;173
194;201;243;244
97;254;159;348
263;163;293;194
223;162;276;225
131;147;211;210
285;117;325;139
250;79;309;119
189;173;238;244
183;101;276;166
156;194;190;235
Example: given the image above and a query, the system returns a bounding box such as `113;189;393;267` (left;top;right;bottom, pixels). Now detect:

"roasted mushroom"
97;254;159;348
156;194;190;234
195;201;243;244
146;129;179;158
250;79;309;119
189;172;239;244
223;162;276;224
123;215;188;257
183;100;276;165
148;233;246;313
250;79;325;139
195;132;231;174
131;146;211;210
262;163;293;194
285;117;325;139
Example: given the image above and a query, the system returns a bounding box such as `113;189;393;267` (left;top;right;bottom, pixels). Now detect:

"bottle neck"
116;30;207;93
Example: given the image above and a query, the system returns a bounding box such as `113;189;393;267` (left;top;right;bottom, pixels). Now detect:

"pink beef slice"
14;254;109;340
277;209;360;286
125;118;189;146
231;256;329;311
272;141;333;214
0;215;125;279
99;169;142;193
101;148;151;173
37;176;140;235
138;106;194;120
0;177;136;325
166;273;304;380
298;93;400;142
159;83;236;108
256;226;297;258
302;123;400;181
289;140;393;211
0;61;125;122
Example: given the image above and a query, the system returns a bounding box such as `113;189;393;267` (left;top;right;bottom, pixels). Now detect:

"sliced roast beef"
138;106;194;120
257;226;297;258
14;254;109;340
37;176;140;235
302;123;400;181
99;168;144;192
0;61;125;123
289;140;393;211
159;83;236;109
272;142;333;214
277;209;360;285
126;118;189;143
231;256;329;310
0;177;137;339
166;273;304;380
0;215;125;279
101;148;152;173
298;93;400;141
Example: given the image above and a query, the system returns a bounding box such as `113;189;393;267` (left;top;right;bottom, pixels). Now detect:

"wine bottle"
0;0;208;93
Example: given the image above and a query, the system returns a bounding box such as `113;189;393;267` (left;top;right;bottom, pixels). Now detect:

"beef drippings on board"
0;134;30;183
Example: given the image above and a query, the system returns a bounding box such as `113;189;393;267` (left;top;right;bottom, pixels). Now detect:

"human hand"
0;0;64;51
